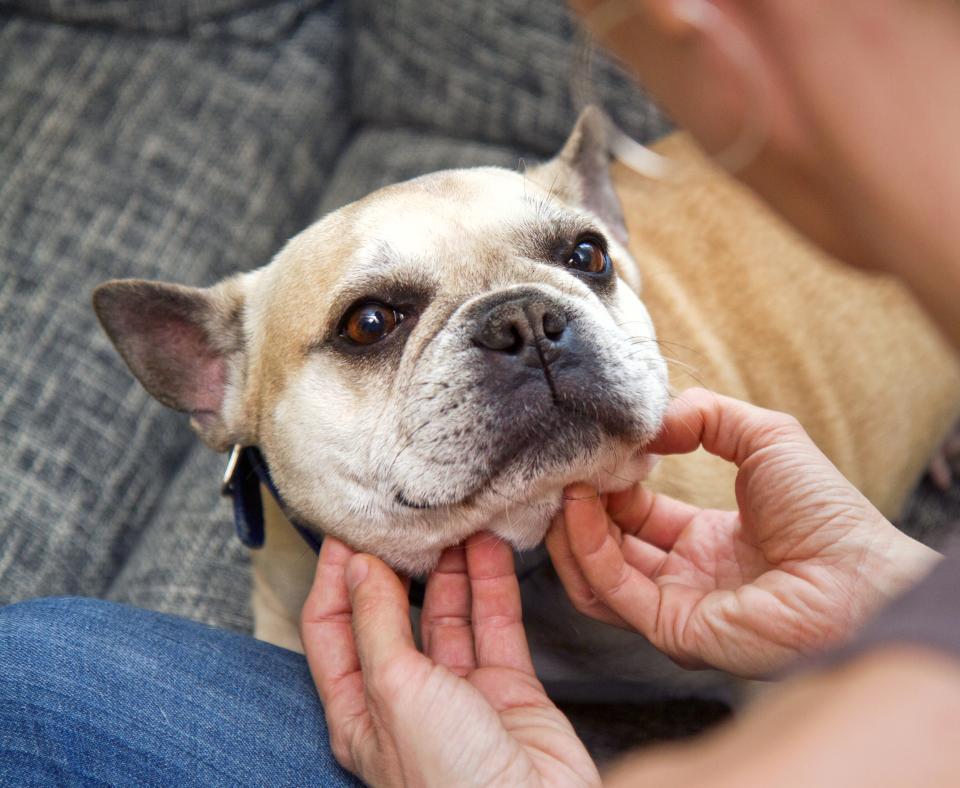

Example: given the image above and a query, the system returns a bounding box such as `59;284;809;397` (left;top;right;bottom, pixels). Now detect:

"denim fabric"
0;597;362;787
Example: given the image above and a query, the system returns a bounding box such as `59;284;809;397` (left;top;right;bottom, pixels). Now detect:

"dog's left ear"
92;275;252;451
530;105;628;245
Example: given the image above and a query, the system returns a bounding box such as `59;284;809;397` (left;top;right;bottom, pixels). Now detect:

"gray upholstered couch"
1;0;957;743
0;0;676;634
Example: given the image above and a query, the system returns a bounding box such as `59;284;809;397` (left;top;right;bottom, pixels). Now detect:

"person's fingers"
563;484;663;640
606;483;703;550
346;553;419;680
620;533;669;577
466;533;536;674
648;388;808;466
300;537;368;773
421;546;476;676
546;510;632;628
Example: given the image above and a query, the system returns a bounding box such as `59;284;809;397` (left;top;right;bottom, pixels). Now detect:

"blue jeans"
0;597;363;787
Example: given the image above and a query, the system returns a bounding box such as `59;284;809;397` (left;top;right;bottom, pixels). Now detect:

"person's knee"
0;596;115;664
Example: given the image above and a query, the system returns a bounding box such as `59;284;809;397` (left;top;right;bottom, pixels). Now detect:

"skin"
572;0;960;346
302;0;960;784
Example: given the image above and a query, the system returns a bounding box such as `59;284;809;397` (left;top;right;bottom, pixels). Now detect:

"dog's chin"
386;447;660;577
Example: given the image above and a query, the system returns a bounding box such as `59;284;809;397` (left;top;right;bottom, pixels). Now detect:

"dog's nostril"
542;311;567;341
504;325;524;354
474;321;526;353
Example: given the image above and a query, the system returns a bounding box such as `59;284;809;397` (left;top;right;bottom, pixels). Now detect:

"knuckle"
602;564;634;601
774;412;803;433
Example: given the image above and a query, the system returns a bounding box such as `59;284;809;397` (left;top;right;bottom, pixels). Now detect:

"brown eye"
566;238;608;274
341;302;400;345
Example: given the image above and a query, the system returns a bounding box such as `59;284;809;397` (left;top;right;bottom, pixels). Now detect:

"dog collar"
220;445;321;552
220;445;427;606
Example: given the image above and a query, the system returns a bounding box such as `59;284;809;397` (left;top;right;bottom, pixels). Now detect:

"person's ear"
529;105;628;245
93;276;252;451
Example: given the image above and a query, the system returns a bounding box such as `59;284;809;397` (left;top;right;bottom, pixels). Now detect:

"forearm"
604;645;960;788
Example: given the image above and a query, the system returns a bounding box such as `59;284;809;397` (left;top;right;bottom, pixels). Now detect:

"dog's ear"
529;105;628;245
93;277;250;451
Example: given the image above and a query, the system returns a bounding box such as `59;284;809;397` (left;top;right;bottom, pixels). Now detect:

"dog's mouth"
392;411;638;513
389;347;661;516
394;475;489;511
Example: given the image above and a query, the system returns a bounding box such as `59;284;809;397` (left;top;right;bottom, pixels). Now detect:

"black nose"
472;296;569;367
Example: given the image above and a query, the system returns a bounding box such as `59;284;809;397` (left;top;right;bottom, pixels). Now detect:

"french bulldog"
93;108;960;692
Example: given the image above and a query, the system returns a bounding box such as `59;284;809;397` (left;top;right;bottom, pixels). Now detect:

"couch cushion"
0;0;328;35
349;0;671;157
0;3;349;626
317;126;525;214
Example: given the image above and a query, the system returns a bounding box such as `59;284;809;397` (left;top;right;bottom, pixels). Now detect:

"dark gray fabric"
0;4;350;630
317;127;525;215
349;0;672;158
898;475;960;548
0;0;327;36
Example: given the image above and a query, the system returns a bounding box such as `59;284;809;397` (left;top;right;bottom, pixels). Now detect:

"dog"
93;108;960;694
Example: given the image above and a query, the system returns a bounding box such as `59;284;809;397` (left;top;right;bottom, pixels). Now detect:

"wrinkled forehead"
320;167;595;297
351;167;551;259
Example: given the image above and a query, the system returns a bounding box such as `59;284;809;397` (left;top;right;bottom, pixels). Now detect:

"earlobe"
93;277;249;450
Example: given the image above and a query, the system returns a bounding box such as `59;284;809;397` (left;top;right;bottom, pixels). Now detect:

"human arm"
603;644;960;788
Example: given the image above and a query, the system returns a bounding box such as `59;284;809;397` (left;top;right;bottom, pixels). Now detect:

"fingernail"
345;555;369;592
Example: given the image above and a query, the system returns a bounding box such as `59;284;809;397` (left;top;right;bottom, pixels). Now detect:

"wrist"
867;526;941;609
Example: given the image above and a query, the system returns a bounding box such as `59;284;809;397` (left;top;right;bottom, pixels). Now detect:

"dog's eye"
566;238;609;274
341;302;400;345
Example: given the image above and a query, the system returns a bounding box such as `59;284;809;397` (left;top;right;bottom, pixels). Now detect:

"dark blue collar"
221;445;321;552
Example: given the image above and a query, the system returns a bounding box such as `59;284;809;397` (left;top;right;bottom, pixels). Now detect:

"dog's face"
94;109;669;573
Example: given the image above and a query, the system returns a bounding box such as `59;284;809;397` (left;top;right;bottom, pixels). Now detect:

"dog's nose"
472;296;568;367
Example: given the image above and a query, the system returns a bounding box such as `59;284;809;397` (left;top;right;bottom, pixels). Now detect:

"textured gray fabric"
317;127;525;215
0;0;327;35
0;4;349;630
350;0;672;157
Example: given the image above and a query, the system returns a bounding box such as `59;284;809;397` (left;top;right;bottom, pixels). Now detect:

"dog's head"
94;108;669;573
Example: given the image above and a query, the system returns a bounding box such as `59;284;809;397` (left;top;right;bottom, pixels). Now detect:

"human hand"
301;534;600;788
546;388;940;677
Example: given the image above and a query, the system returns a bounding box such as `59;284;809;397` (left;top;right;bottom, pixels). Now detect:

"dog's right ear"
93;277;251;451
529;105;628;245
